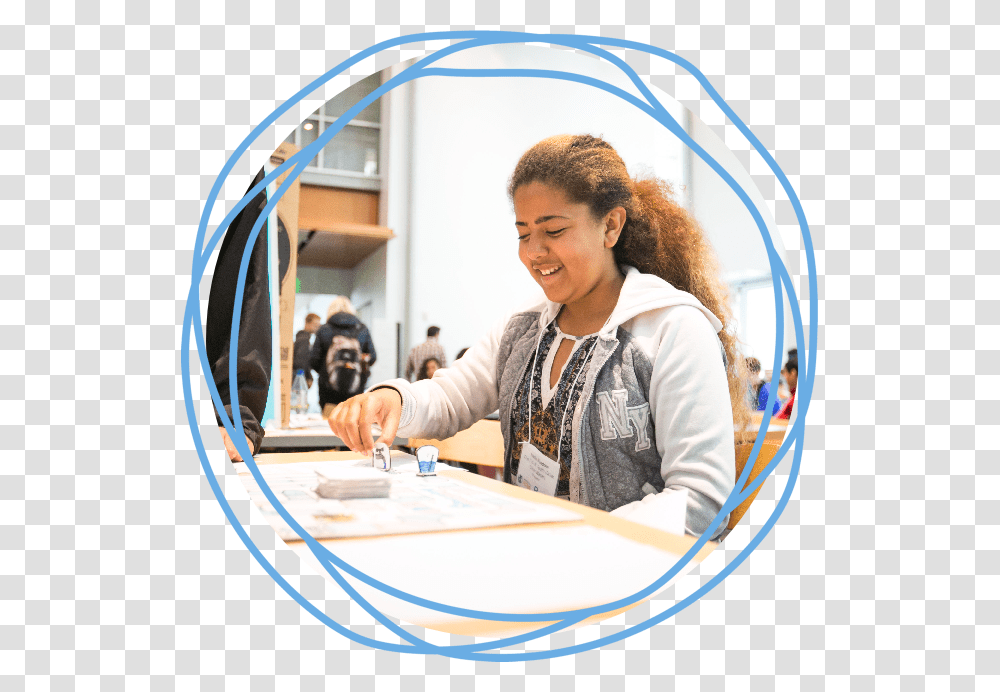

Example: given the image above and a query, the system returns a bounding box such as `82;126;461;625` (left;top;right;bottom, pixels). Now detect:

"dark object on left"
206;168;274;455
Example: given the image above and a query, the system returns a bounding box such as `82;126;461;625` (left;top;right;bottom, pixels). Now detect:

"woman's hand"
328;388;403;456
220;427;255;461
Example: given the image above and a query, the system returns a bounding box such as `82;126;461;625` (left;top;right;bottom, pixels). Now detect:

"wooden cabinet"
295;185;394;269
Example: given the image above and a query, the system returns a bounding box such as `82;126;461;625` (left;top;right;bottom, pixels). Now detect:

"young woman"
329;134;751;541
309;296;377;410
416;357;442;381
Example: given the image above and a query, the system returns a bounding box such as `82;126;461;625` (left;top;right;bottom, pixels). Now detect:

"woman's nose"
525;233;547;258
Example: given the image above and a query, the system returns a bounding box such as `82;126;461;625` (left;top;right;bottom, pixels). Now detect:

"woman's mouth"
536;265;562;278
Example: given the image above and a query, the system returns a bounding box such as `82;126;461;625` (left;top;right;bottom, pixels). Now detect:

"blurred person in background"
293;313;321;389
417;357;442;381
310;297;377;411
774;358;798;420
746;356;781;416
405;326;447;381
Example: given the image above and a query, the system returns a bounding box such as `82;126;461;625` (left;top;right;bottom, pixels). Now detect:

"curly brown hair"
507;134;753;439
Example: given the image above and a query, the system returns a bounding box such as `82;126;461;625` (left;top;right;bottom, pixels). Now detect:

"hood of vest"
533;265;724;337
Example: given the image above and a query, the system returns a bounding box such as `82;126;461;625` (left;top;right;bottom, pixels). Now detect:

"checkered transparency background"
1;0;996;688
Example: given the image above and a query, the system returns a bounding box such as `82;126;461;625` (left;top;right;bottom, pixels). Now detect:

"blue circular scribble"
182;31;817;660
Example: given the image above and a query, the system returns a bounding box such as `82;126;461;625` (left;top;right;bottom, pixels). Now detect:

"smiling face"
513;181;625;313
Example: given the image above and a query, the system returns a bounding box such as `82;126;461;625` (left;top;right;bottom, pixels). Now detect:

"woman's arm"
328;308;519;455
376;311;513;441
609;306;736;541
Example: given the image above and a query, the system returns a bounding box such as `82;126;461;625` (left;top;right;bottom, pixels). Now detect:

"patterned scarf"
509;321;598;496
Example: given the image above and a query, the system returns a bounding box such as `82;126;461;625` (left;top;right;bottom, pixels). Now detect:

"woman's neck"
557;267;626;337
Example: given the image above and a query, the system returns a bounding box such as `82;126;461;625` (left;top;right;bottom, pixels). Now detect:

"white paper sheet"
290;523;702;635
234;458;581;540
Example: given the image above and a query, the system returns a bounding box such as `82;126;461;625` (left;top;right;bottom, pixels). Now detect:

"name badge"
516;442;560;496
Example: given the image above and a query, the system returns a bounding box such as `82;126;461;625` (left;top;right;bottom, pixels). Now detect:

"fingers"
330;398;363;454
357;397;377;456
376;398;402;449
327;390;403;457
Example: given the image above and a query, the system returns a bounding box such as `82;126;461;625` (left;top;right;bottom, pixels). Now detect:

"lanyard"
526;317;602;466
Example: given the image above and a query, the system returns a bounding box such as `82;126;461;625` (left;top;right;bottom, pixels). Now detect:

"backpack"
325;327;367;396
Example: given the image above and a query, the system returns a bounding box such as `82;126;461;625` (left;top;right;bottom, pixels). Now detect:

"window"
284;71;384;191
730;276;784;372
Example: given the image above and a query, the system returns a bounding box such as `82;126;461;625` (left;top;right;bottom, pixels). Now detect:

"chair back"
728;440;783;530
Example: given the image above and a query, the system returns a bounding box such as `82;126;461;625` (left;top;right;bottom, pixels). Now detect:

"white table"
237;451;716;637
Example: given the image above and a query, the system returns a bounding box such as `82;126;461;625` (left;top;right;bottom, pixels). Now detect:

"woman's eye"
517;228;566;241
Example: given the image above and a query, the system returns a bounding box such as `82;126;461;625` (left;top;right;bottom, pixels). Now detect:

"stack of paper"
314;467;391;500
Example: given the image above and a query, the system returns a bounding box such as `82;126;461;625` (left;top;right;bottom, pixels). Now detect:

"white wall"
399;43;689;360
350;244;396;385
688;115;779;283
307;44;794;389
688;114;795;355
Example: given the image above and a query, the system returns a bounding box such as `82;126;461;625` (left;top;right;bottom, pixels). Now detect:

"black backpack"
325;326;367;396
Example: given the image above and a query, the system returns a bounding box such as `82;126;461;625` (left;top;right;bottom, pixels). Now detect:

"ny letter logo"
595;389;651;452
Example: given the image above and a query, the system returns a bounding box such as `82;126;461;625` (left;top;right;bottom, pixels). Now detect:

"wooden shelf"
296;223;395;269
299;184;378;226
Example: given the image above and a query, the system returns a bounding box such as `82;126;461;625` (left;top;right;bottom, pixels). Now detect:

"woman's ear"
603;207;627;248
